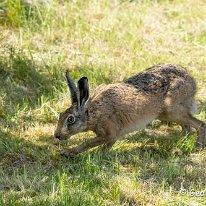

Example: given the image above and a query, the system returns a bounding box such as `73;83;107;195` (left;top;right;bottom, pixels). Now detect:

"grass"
0;0;206;205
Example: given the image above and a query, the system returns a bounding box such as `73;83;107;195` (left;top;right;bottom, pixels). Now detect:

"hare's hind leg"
160;111;206;149
159;99;206;149
185;114;206;149
161;96;206;149
181;124;192;134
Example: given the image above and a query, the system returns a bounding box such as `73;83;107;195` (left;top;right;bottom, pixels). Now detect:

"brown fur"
55;64;206;157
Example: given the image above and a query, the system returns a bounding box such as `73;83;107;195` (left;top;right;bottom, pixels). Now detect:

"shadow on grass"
0;47;53;107
0;129;65;205
0;46;65;128
87;138;206;190
0;130;59;169
1;128;206;205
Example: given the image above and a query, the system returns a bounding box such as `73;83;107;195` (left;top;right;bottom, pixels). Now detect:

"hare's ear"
66;71;78;104
78;77;89;108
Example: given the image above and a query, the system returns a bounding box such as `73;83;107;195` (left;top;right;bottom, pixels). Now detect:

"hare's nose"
55;135;60;139
54;132;61;139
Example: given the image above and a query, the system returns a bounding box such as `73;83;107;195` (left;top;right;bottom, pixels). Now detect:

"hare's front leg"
61;136;108;158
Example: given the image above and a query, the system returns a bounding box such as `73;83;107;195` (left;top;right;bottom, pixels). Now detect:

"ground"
0;0;206;205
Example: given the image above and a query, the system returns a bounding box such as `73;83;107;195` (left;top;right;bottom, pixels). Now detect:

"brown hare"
54;64;206;157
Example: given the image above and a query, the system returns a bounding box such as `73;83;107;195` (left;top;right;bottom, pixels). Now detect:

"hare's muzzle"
55;134;61;139
54;131;61;139
54;130;71;140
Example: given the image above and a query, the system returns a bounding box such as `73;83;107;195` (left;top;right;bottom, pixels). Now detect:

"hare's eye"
67;115;75;125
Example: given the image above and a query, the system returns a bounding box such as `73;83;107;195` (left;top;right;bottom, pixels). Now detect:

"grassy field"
0;0;206;205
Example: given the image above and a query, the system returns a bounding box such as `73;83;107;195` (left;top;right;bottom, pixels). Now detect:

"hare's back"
125;64;196;96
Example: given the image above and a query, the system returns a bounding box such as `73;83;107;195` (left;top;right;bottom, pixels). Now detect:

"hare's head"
54;72;89;140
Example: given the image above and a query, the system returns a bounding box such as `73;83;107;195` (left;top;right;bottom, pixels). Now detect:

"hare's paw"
60;149;78;158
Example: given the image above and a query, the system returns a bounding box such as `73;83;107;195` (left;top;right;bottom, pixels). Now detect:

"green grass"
0;0;206;205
